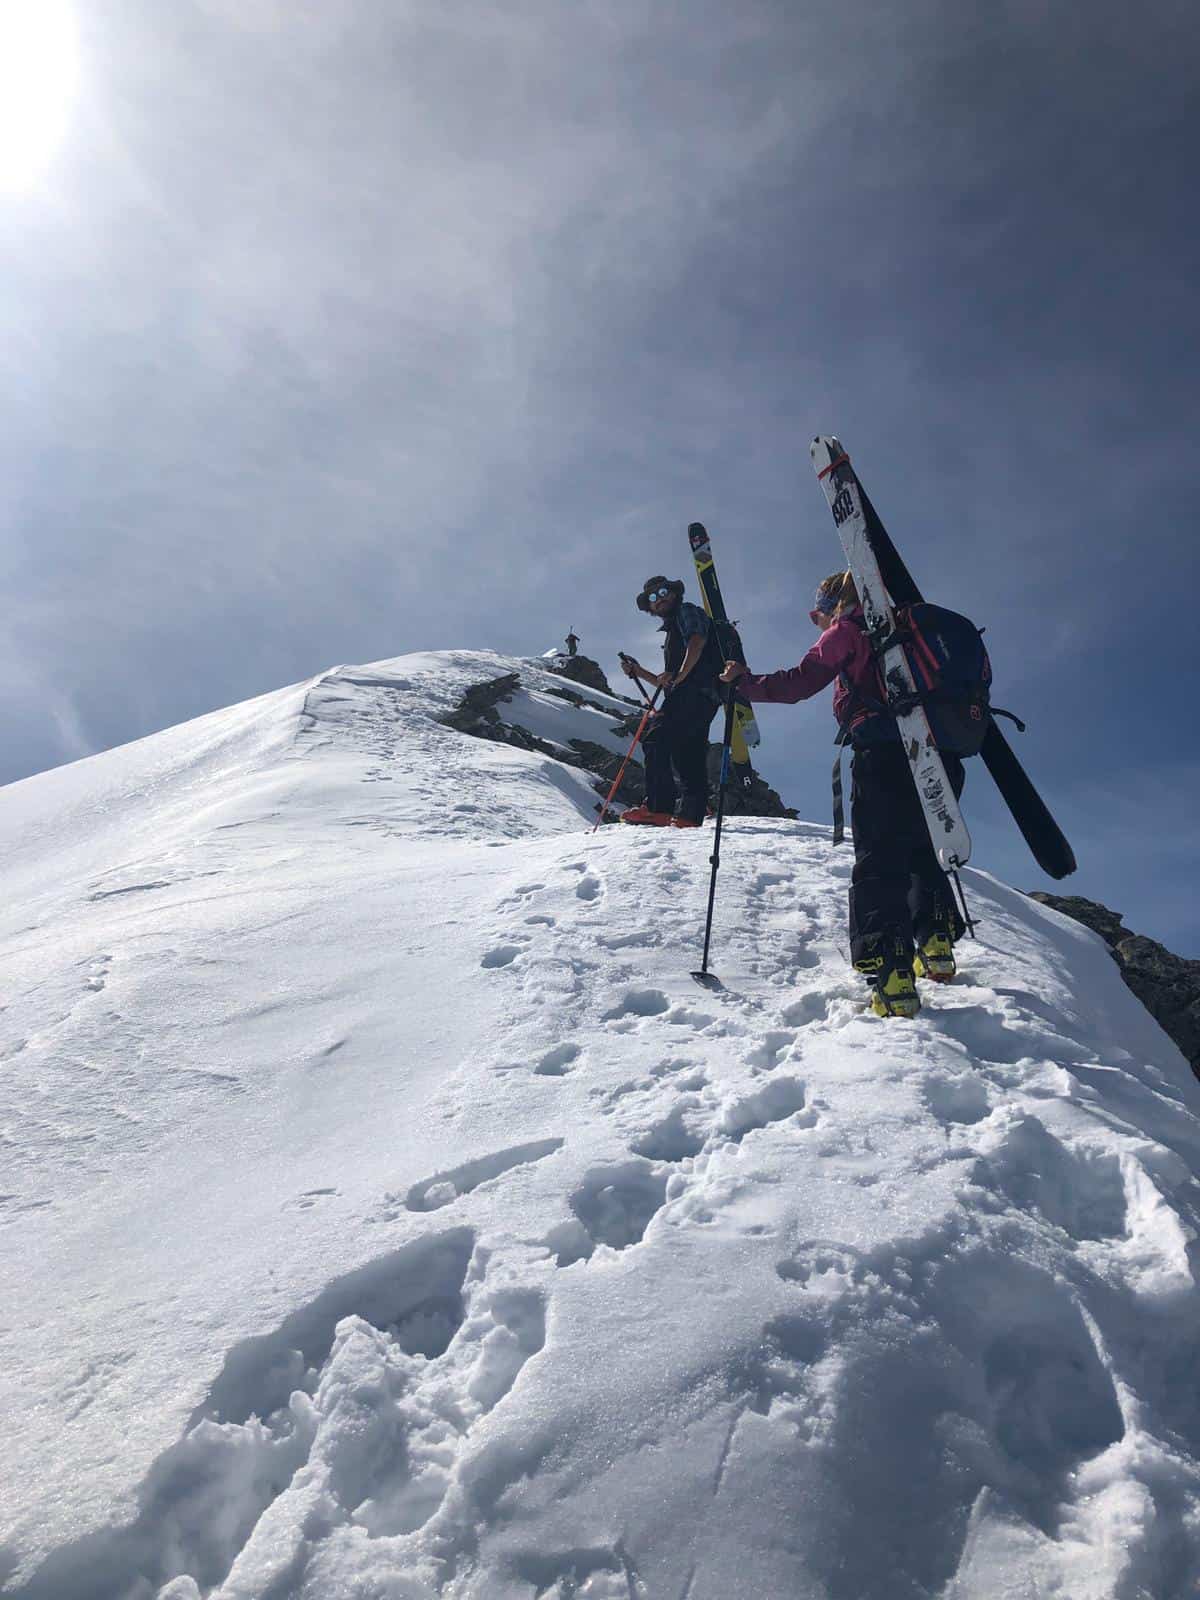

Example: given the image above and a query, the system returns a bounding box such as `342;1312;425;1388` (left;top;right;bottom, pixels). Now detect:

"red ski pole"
592;688;662;832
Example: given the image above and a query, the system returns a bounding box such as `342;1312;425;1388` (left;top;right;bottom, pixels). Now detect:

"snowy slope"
1;650;1199;1600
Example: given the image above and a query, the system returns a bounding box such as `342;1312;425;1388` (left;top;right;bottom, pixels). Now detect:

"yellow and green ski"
687;521;761;770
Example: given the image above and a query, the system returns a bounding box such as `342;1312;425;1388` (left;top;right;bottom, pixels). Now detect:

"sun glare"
0;0;79;192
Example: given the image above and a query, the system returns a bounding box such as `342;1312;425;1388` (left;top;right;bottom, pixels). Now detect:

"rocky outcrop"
545;653;616;697
436;674;644;809
1029;893;1200;1081
438;668;796;823
705;746;797;820
438;674;525;739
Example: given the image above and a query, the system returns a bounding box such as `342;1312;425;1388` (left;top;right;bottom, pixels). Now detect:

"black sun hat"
636;575;685;612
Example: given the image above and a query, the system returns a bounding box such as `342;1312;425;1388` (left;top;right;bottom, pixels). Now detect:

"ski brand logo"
831;488;854;527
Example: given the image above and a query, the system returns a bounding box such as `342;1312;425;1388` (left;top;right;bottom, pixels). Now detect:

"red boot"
619;805;674;826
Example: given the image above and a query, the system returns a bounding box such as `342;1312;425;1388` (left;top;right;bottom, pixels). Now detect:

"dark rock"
705;746;797;820
1029;892;1200;1080
439;665;797;826
438;673;522;737
1026;895;1126;948
436;673;638;814
568;739;645;808
545;654;616;697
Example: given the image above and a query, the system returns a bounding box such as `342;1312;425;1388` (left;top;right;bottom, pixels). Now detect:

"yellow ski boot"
855;943;921;1019
913;932;956;983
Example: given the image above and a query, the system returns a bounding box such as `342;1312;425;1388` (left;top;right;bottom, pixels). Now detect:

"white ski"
810;435;972;871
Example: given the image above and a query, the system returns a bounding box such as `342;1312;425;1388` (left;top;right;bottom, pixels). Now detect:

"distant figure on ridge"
721;570;965;1017
620;575;723;828
565;628;580;657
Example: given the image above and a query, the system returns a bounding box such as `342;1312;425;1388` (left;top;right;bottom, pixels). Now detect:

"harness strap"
832;748;846;846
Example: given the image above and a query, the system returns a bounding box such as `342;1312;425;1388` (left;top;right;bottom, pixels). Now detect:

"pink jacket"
735;608;878;728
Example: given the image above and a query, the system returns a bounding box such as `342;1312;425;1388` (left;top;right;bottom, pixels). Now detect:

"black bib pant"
848;743;966;965
642;684;718;823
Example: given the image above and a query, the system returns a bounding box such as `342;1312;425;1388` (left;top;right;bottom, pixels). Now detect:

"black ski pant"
642;686;718;823
848;743;965;966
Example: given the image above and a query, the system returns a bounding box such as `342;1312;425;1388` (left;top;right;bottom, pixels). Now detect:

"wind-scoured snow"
1;650;1198;1600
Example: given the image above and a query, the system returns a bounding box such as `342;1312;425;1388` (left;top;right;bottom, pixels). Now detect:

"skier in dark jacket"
721;570;964;1018
620;576;722;828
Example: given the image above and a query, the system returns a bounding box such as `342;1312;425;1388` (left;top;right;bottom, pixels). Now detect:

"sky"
2;0;1198;952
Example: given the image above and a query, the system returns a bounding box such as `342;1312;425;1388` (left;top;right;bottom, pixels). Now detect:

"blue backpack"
843;603;1017;758
832;604;1025;845
892;602;993;756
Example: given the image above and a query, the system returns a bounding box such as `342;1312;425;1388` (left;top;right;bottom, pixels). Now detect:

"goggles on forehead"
810;586;841;625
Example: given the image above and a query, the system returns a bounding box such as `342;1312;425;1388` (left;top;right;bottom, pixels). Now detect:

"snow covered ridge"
1;650;1199;1599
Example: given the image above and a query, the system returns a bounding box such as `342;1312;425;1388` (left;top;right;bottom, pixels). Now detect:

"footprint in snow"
403;1138;564;1212
717;1076;810;1141
782;990;834;1026
32;1229;479;1598
630;1101;706;1162
932;1005;1087;1067
733;1312;829;1415
746;1030;797;1071
921;1072;992;1127
568;1160;670;1254
507;1545;642;1597
775;1243;866;1291
751;871;792;894
497;882;545;909
596;929;661;951
930;1252;1124;1510
81;953;113;993
969;1112;1131;1241
522;956;582;1003
481;944;522;969
648;1057;705;1082
284;1187;340;1212
535;1042;580;1076
666;1005;715;1029
604;988;669;1021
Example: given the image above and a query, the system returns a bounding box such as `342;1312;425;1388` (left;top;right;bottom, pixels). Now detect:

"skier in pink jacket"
720;570;965;1019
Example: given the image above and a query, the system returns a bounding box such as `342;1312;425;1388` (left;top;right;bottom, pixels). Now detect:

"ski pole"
618;652;654;708
592;688;662;832
692;680;738;985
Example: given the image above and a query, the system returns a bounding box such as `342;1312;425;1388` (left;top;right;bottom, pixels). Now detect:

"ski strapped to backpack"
812;437;973;873
828;603;1023;853
687;522;761;780
812;434;1075;882
835;603;1026;755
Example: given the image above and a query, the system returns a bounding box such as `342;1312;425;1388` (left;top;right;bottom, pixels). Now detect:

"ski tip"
811;436;849;479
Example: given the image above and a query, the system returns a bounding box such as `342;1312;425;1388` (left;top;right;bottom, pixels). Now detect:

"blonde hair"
817;570;859;617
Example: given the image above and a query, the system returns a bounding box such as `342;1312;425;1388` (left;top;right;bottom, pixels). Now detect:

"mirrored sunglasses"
645;587;672;604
